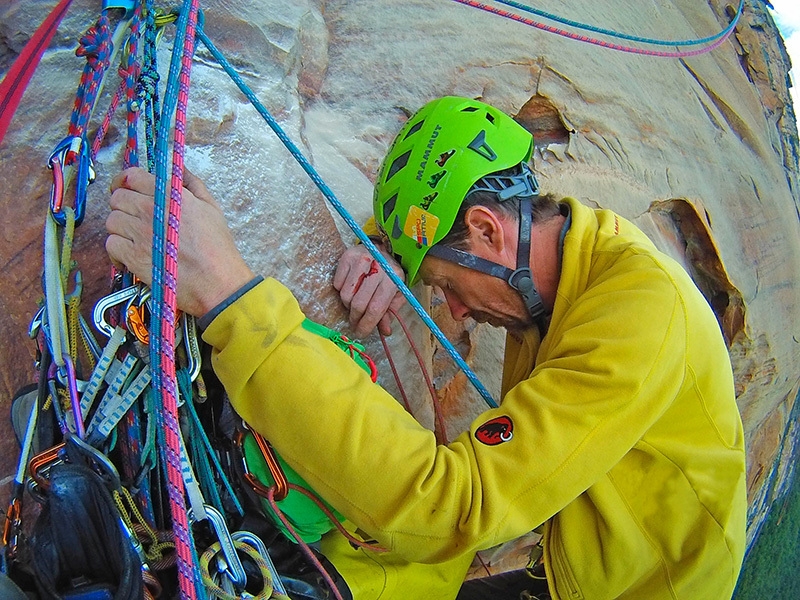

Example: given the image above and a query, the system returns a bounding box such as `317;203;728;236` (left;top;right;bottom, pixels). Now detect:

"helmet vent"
467;130;497;161
461;106;479;112
403;120;425;139
485;112;495;124
391;215;403;239
383;193;398;222
385;150;411;182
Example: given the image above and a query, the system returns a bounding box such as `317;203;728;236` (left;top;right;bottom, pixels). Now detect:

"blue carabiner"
48;135;95;227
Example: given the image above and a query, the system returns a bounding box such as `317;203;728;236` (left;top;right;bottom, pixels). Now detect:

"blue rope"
150;1;206;597
195;19;499;409
177;368;245;517
139;0;160;172
492;0;745;47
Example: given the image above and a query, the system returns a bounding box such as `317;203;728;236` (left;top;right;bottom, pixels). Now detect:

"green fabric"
242;318;370;543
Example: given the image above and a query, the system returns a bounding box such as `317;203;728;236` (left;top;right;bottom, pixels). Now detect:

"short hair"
438;166;561;251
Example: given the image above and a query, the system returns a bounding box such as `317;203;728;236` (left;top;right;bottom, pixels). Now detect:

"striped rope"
122;1;143;168
140;0;162;172
195;22;499;409
450;0;742;58
68;12;113;150
0;0;74;144
491;0;744;47
150;0;203;598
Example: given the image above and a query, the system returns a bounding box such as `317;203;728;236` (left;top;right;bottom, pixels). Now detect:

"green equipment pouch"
240;318;376;543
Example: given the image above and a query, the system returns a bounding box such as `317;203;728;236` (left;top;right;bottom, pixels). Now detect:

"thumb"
183;167;220;208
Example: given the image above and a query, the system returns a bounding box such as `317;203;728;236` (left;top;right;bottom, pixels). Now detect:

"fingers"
334;245;409;337
348;265;402;338
110;166;221;210
110;167;154;196
377;291;407;336
105;234;152;286
183;166;220;207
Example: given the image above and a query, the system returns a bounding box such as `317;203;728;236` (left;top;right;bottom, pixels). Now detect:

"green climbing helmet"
373;96;534;285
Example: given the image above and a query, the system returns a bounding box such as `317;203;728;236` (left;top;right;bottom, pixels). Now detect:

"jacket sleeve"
203;260;686;563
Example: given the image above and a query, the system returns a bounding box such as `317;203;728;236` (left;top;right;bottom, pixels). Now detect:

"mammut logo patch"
427;170;446;189
435;150;455;167
421;192;438;210
475;416;513;446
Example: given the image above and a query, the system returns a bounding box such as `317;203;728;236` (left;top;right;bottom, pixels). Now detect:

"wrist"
197;274;263;329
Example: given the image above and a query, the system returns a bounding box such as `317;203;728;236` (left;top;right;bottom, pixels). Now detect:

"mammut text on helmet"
415;124;443;181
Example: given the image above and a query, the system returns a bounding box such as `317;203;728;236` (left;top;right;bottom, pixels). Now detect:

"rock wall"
1;0;798;560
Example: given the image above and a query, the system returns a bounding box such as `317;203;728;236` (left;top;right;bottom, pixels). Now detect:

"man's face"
418;253;535;333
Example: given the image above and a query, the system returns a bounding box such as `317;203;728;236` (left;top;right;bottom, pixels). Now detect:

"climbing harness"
451;0;744;58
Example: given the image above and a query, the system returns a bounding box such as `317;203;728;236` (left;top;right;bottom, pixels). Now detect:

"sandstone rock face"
0;0;798;570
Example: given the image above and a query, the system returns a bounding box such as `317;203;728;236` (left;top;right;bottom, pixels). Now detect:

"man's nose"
443;289;470;321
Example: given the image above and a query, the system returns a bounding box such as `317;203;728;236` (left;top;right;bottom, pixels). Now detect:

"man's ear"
465;205;506;254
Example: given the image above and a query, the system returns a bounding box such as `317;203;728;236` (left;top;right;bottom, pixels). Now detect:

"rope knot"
137;68;160;99
76;14;113;69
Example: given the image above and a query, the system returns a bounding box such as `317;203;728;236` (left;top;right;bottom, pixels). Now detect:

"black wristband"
197;276;265;330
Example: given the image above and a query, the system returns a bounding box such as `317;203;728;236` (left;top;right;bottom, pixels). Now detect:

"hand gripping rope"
194;17;500;409
149;0;205;597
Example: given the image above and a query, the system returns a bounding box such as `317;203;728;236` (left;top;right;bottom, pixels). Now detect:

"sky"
768;0;800;111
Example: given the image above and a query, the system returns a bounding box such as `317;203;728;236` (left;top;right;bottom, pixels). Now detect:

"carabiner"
234;424;289;502
189;504;247;591
230;530;289;596
183;313;201;382
93;284;140;337
27;442;67;497
65;432;122;491
48;135;95;227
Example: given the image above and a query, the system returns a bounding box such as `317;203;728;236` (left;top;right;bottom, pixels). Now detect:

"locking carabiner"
48;135;95;227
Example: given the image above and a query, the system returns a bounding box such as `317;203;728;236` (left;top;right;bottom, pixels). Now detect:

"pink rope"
160;1;201;598
450;0;738;58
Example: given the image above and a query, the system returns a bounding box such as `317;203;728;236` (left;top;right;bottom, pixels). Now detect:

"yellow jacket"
203;198;747;599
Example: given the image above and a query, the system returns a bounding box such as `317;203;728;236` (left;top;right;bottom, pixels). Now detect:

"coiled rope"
451;0;743;58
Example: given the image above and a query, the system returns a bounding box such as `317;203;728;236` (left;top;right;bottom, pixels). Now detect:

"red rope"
0;0;74;144
379;332;414;414
159;2;201;598
386;307;449;445
266;486;346;600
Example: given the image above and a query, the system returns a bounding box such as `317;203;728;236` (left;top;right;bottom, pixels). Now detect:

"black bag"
29;461;143;600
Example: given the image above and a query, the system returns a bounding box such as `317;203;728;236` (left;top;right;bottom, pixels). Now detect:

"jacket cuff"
197;276;265;330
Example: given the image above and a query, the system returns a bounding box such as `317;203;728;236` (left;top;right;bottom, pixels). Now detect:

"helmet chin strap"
427;194;547;328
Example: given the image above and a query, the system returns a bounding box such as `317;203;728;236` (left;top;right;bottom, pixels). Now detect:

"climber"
105;96;748;600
